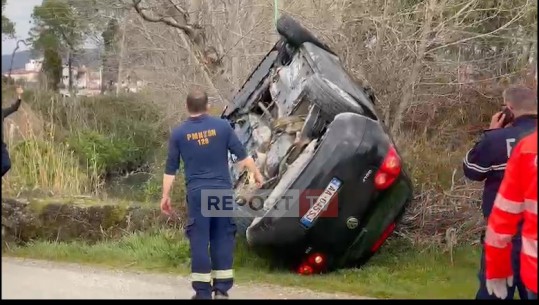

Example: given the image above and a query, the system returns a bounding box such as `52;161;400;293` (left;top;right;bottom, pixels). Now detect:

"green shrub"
18;90;168;178
140;147;186;204
67;130;145;176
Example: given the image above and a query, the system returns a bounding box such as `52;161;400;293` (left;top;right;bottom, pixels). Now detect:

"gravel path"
1;257;367;299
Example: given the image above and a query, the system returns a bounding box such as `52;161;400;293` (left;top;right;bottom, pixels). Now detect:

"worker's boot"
214;291;229;300
191;293;212;300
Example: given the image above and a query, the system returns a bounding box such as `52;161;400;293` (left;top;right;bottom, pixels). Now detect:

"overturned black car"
221;15;413;274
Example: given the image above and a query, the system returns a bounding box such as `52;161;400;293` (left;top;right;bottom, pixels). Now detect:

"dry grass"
2;120;99;197
395;126;487;246
1;89;100;197
1;87;165;198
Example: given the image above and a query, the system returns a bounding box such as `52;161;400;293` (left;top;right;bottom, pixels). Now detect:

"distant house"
6;69;39;83
87;69;102;91
62;65;84;89
25;58;43;72
118;71;146;93
60;64;103;96
2;57;43;83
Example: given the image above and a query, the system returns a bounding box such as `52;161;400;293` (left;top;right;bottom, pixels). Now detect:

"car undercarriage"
222;15;413;274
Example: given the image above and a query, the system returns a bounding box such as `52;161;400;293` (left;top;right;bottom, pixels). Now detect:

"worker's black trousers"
185;188;236;299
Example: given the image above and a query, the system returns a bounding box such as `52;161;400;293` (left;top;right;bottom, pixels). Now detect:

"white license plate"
300;177;342;228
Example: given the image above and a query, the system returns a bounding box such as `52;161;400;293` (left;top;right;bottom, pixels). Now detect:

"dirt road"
1;257;365;299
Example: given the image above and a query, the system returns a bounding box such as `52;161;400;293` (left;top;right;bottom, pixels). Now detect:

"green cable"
273;0;279;26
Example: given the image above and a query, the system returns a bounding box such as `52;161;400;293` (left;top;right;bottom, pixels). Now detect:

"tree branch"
166;0;189;22
131;0;226;104
8;40;29;79
426;1;530;55
132;0;194;36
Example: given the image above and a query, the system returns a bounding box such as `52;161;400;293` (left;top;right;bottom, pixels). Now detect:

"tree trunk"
68;50;74;94
116;20;127;96
175;27;222;101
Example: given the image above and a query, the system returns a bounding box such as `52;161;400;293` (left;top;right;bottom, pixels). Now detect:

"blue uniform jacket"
165;114;248;192
463;115;537;218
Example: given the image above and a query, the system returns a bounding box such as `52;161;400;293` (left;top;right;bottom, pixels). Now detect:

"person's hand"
254;171;265;188
15;86;23;99
160;196;172;216
486;276;513;299
489;111;506;130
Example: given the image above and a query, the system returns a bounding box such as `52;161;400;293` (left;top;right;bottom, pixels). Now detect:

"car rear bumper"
245;113;409;256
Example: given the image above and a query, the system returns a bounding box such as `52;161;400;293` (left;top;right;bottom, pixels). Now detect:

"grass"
3;231;481;299
2;126;98;196
1;87;167;198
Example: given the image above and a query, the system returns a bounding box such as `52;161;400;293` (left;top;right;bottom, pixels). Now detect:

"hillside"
1;48;102;74
1;50;31;73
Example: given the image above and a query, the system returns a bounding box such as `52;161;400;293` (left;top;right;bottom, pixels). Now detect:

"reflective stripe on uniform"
463;150;507;173
522;237;538;259
493;194;524;214
190;272;212;282
484;226;512;248
212;269;234;279
525;199;537;215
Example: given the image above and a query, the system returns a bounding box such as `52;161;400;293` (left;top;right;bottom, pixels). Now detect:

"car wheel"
303;74;365;120
276;14;336;56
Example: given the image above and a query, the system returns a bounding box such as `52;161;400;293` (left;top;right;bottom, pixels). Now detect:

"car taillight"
308;253;325;266
374;145;401;190
371;222;396;253
297;252;326;275
297;264;313;275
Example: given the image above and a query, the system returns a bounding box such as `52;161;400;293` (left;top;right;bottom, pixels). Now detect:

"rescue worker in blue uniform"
2;87;23;177
463;85;537;300
160;88;264;300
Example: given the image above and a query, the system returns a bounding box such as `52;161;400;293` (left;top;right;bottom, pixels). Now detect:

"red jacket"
485;129;537;294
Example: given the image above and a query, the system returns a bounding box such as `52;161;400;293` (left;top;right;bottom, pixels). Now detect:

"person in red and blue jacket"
485;129;537;300
463;86;537;299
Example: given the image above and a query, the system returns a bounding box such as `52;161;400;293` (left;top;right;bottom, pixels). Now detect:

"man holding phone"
463;85;537;300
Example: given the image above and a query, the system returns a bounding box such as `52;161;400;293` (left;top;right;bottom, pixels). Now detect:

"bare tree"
87;0;536;242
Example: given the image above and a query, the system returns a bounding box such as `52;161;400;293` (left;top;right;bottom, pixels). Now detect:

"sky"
2;0;43;55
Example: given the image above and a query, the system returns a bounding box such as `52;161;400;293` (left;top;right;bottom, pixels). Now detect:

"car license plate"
300;177;342;228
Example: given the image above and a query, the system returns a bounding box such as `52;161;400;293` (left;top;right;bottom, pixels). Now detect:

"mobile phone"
501;107;514;127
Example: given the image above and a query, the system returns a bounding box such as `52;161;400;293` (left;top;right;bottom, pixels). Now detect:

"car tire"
276;14;336;56
303;74;365;120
